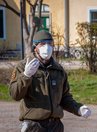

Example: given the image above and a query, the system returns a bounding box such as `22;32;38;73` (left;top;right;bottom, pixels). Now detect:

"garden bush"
0;68;13;85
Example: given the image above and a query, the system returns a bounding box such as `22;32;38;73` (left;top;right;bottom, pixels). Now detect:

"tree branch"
3;0;8;6
22;0;29;39
26;0;33;7
37;0;43;30
28;14;36;44
34;0;39;7
0;2;20;17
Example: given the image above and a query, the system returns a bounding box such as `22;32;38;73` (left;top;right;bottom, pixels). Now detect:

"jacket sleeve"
9;61;32;101
60;72;83;116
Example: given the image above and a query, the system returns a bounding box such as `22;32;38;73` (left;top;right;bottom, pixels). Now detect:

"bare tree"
52;29;65;62
0;0;43;57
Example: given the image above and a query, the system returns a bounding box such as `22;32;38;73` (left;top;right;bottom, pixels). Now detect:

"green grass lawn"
0;84;12;101
0;69;97;104
68;69;97;104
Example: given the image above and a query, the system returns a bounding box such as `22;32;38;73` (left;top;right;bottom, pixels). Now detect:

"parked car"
64;46;83;59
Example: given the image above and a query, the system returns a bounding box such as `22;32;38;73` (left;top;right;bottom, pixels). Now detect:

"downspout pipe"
64;0;70;57
20;0;24;59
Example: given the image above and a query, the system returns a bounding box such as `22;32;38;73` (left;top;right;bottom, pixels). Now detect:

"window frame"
35;4;50;13
0;7;6;40
28;4;51;32
88;7;97;23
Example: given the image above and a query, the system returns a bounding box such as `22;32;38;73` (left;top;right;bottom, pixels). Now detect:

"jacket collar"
39;57;63;71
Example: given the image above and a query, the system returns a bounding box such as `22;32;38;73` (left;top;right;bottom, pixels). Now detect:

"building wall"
0;0;21;50
70;0;97;44
49;0;64;32
0;0;97;51
6;9;21;49
0;0;65;51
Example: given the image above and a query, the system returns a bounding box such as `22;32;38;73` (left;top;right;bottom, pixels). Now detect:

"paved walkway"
62;105;97;132
0;102;97;132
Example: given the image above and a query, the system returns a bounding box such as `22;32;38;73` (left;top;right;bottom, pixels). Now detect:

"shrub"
76;22;97;73
0;68;13;85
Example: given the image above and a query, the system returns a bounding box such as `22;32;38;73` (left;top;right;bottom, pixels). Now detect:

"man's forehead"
33;39;53;44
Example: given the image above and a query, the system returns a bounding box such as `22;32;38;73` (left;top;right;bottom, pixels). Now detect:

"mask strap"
35;47;43;60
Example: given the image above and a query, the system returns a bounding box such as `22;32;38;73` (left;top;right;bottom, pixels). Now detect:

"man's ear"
34;48;37;54
34;48;36;52
34;46;39;54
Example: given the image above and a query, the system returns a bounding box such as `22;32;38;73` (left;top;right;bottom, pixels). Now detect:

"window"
36;4;50;31
41;16;50;31
29;4;51;31
90;10;97;23
0;8;6;39
88;8;97;23
36;4;49;13
88;8;97;38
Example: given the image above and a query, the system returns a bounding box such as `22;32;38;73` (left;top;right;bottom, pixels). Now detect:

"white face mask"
38;44;53;60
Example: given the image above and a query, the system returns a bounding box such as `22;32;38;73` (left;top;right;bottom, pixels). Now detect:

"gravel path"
0;60;87;70
0;102;97;132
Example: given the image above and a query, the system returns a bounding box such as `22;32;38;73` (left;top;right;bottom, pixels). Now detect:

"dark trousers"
21;118;64;132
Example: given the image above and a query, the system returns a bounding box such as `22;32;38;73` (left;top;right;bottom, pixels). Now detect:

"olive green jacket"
9;57;82;121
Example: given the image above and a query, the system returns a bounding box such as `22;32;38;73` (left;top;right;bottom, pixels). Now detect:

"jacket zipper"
45;68;53;117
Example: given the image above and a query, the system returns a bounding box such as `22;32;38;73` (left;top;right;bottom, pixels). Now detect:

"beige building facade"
0;0;97;57
70;0;97;44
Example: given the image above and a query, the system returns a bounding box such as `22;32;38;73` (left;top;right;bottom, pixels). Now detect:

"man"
9;30;91;132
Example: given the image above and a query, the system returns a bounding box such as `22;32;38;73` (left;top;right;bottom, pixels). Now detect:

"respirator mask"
38;43;53;60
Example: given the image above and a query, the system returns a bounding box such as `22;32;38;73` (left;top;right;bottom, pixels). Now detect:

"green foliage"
0;84;12;101
0;69;97;104
68;69;97;104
